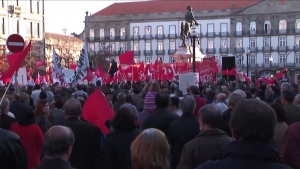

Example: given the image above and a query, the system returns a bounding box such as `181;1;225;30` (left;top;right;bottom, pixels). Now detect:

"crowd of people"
0;79;299;169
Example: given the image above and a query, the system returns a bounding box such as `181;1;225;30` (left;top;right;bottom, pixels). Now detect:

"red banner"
35;59;45;68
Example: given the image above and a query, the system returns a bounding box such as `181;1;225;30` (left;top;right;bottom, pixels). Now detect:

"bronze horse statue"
180;6;199;47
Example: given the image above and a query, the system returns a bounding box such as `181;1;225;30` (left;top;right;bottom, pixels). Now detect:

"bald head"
216;93;226;102
64;98;82;117
43;126;75;157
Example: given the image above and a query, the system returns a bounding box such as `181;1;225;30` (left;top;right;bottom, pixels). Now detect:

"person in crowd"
19;85;30;105
0;126;28;169
168;97;182;117
10;106;44;169
206;90;216;104
104;108;140;169
282;122;300;168
196;99;291;169
169;96;200;169
63;89;74;102
112;84;122;104
215;93;228;113
232;89;246;98
131;87;143;112
35;99;50;133
113;93;126;111
274;97;283;106
120;95;139;119
105;91;114;108
250;87;260;99
293;94;300;106
280;82;293;94
270;103;288;159
144;82;160;113
281;90;300;125
175;89;184;100
220;92;244;136
48;95;65;125
9;93;28;120
245;91;252;99
42;84;54;104
170;86;176;97
131;128;170;169
178;104;233;168
31;84;42;107
55;85;66;98
142;92;179;138
187;86;206;117
39;90;48;100
4;86;16;104
63;98;103;169
34;126;75;169
265;89;275;104
74;85;88;100
0;98;16;130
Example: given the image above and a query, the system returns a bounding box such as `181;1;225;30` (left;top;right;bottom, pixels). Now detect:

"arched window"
120;27;125;36
89;29;94;40
279;20;287;30
250;21;256;32
110;28;115;37
100;28;104;37
264;20;271;33
236;22;242;32
295;19;300;29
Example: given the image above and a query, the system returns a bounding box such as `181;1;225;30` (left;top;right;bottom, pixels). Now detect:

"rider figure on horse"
181;6;199;47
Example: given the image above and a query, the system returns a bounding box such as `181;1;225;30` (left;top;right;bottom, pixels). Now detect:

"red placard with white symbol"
6;34;25;53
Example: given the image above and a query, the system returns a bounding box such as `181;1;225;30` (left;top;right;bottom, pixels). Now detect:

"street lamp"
269;56;273;74
245;47;250;77
190;25;198;72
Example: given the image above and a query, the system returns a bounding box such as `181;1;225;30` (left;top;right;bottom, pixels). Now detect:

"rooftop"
93;0;260;16
45;32;83;43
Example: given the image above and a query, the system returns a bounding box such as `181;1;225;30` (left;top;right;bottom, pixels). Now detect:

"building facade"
84;0;300;80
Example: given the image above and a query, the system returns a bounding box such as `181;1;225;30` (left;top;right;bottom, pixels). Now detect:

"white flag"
71;42;89;87
52;48;65;84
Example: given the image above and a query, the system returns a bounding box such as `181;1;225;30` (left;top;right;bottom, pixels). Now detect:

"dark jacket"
64;118;103;169
283;102;300;125
104;130;140;169
169;114;200;169
0;129;27;169
196;141;292;169
219;108;233;137
177;129;233;169
9;101;28;120
0;114;16;130
282;122;300;168
142;108;179;138
34;158;75;169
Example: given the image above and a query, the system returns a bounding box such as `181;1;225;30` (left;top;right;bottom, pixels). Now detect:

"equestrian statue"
180;6;199;47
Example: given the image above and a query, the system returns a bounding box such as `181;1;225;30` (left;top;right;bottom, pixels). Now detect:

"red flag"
82;68;95;82
95;65;105;78
70;64;76;70
138;61;145;73
222;69;228;75
228;68;237;76
152;58;158;71
35;59;45;68
82;88;115;134
275;69;284;80
119;51;134;64
1;41;31;81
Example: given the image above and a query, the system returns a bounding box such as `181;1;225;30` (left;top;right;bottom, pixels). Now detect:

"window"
110;28;115;37
250;55;256;64
264;21;271;33
145;26;151;35
236;38;242;48
26;21;31;36
95;42;99;52
120;27;125;36
208;39;214;48
250;38;256;48
296;37;300;46
32;0;37;13
145;56;152;64
279;37;286;46
207;24;214;32
25;0;30;12
110;43;115;51
133;27;139;35
279;54;286;63
279;20;287;30
236;22;242;32
264;38;270;47
100;43;105;51
134;42;139;51
100;28;104;37
157;26;163;35
170;40;175;49
296;19;300;29
236;55;242;64
221;39;227;48
89;43;94;52
158;41;163;50
145;42;151;50
169;25;176;34
220;23;227;32
250;21;256;31
264;55;270;64
295;54;300;63
134;57;140;64
89;29;94;38
120;42;126;52
170;56;176;63
33;22;38;37
1;18;4;34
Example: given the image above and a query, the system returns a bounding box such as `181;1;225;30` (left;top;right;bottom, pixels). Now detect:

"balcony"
294;46;300;50
249;64;259;68
262;63;271;68
206;32;215;37
88;37;95;41
219;48;229;54
134;50;140;55
206;48;215;54
99;37;104;41
168;34;177;38
109;36;115;40
296;28;300;33
277;46;288;51
168;49;176;55
120;35;127;40
261;29;272;35
143;35;152;39
220;32;229;37
144;50;153;55
131;35;140;40
250;30;256;35
234;47;244;53
155;34;165;39
235;31;242;36
279;29;287;34
286;63;295;67
156;50;165;55
262;47;272;52
250;47;258;52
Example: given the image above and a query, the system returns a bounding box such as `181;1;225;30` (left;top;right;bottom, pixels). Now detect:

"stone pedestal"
173;46;205;63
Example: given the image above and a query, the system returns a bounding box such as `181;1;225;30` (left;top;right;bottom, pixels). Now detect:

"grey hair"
198;104;222;128
265;90;274;99
19;85;27;92
175;89;183;97
295;94;300;101
228;92;244;107
179;96;196;115
281;82;293;92
233;89;246;98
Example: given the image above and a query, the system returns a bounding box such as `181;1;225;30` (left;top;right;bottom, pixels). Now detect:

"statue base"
173;46;192;62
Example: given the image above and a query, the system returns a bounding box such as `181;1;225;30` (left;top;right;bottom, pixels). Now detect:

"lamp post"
269;56;273;75
190;25;198;72
245;47;250;77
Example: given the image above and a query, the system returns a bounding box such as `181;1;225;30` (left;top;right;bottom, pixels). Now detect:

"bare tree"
89;45;111;72
0;56;9;72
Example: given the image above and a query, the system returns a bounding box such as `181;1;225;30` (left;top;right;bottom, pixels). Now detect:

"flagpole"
0;71;16;105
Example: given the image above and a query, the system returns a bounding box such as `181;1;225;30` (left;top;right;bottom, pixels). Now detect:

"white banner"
52;48;66;84
71;42;89;87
